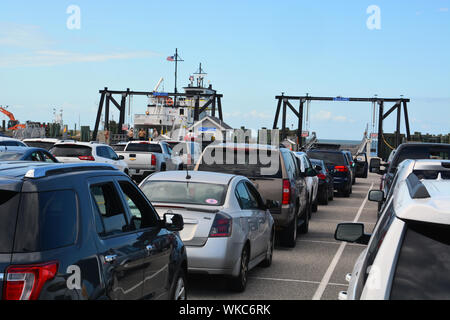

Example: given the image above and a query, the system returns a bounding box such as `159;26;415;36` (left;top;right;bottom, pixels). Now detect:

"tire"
328;186;334;201
230;245;250;292
160;163;166;172
319;191;329;205
299;202;310;234
260;230;275;268
280;213;297;248
170;268;187;300
312;196;318;213
343;185;351;197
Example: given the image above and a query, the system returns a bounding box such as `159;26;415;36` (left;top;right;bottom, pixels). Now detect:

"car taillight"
317;173;327;180
282;179;291;205
3;261;58;300
334;166;349;173
151;154;156;166
209;213;232;238
78;156;95;161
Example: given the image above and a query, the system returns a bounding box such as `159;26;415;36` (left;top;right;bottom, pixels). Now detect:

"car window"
106;147;119;160
14;190;78;252
96;146;109;159
235;182;256;210
51;145;92;157
40;151;57;163
281;151;295;178
118;181;158;230
245;182;264;209
392;146;450;169
307;151;346;166
90;183;128;237
390;221;450;300
126;143;163;153
197;148;282;178
0;191;20;253
30;151;43;162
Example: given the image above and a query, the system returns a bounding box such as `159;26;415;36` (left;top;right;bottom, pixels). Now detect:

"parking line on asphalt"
297;239;366;247
250;276;347;287
311;182;374;301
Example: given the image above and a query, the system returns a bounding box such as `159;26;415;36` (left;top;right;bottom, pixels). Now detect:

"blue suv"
0;162;187;300
306;150;353;197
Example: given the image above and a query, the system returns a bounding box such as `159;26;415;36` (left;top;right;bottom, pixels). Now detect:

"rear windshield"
310;159;327;173
13;190;78;252
50;145;92;157
112;144;126;152
390;221;450;300
141;181;227;206
0;191;20;253
24;142;55;150
197;148;282;178
126;143;162;153
393;146;450;167
0;152;24;161
307;151;346;166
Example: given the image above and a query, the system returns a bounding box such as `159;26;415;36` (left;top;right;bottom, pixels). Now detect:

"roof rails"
406;173;431;199
25;163;117;179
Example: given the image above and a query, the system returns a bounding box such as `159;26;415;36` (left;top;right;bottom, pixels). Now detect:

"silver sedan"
139;171;275;292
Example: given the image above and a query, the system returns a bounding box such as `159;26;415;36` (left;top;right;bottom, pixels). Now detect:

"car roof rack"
406;173;431;199
25;163;117;179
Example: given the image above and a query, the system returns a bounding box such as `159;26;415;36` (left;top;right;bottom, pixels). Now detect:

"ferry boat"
133;64;217;139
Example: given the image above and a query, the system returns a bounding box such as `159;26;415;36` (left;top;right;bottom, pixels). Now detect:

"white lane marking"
250;276;347;287
311;182;374;301
297;239;367;247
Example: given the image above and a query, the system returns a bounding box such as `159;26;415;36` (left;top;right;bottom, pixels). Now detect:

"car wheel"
230;245;250;292
280;213;297;248
260;230;275;268
319;191;329;205
160;163;166;172
299;202;310;234
170;268;187;300
312;196;318;212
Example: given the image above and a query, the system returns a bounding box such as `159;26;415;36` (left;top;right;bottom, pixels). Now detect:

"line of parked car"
335;142;450;300
0;135;368;300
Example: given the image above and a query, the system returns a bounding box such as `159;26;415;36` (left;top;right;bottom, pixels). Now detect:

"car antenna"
185;162;191;180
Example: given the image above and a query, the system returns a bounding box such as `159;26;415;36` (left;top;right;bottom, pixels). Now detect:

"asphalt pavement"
188;173;380;300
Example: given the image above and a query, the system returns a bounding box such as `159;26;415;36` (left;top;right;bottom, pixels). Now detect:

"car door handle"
104;254;118;264
146;244;155;253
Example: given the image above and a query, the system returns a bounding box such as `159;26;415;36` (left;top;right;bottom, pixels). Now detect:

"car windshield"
50;145;92;157
0;152;24;160
307;151;346;166
197;148;282;178
24;142;55;150
126;143;162;153
112;144;126;152
141;181;227;206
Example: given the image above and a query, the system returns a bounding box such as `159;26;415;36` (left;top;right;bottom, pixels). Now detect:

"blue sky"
0;0;449;139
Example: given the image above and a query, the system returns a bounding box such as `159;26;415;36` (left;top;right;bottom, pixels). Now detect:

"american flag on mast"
167;56;175;62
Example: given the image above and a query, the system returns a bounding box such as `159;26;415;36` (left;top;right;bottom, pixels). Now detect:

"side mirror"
368;190;385;203
335;223;370;245
314;165;322;172
163;212;184;232
118;155;125;160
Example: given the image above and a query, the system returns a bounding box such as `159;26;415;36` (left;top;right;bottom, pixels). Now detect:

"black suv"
0;162;187;300
306;150;353;197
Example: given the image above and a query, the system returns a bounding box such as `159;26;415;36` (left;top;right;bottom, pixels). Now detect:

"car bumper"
333;177;350;190
186;237;244;277
270;205;294;229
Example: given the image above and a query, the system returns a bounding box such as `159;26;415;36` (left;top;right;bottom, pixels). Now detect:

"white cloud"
439;8;449;12
312;110;352;122
0;22;159;68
